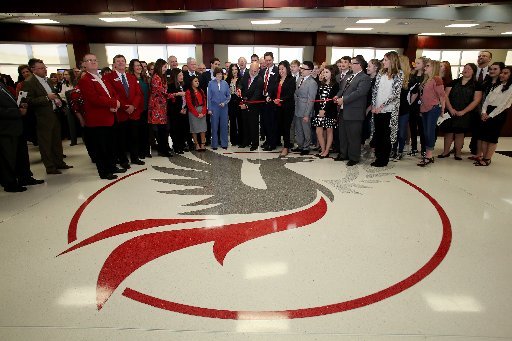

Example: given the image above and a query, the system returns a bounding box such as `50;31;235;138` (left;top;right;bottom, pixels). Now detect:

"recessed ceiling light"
99;17;137;23
356;19;390;24
251;20;281;25
345;27;373;31
445;23;479;28
20;19;60;24
501;31;512;35
418;33;445;36
166;24;196;29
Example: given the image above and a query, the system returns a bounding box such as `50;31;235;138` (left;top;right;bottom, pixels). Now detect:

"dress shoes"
300;149;310;156
334;155;347;161
131;159;145;165
100;174;118;180
4;184;27;193
346;160;359;166
263;145;276;151
222;147;228;150
120;163;131;169
19;177;45;186
113;167;127;174
291;147;301;153
370;161;387;167
212;147;218;150
57;164;73;169
250;145;258;151
46;169;62;175
158;152;172;157
238;145;247;148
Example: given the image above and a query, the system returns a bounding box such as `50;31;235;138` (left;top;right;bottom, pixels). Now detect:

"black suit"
239;74;264;147
167;83;189;153
0;84;32;189
259;65;279;147
183;72;198;92
276;76;296;149
199;71;214;144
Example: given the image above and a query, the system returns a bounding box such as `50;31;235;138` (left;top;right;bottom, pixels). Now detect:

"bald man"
239;62;264;150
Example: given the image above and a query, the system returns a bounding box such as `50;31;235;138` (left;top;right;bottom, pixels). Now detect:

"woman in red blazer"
185;76;208;151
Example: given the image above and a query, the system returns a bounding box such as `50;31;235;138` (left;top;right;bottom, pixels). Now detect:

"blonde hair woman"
370;51;404;167
417;60;445;166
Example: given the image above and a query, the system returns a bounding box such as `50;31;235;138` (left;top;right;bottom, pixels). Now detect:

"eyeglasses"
300;67;311;70
84;59;98;63
351;62;360;65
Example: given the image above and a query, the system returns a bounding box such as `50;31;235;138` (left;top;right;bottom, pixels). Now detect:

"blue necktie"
121;74;129;96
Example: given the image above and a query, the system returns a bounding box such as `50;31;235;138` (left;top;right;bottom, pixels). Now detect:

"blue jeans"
421;105;441;151
393;114;409;153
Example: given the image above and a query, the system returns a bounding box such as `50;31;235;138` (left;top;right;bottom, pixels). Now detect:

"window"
228;46;305;64
105;44;196;66
0;43;70;81
421;50;482;79
506;51;512;65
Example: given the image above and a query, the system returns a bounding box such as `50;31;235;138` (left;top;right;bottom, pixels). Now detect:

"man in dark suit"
103;54;144;167
238;57;248;78
259;52;279;150
239;62;264;151
23;58;72;174
182;57;198;91
200;58;221;145
79;54;123;180
334;55;372;166
0;82;44;192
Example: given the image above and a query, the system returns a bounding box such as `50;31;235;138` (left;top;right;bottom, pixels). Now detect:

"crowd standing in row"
1;49;511;192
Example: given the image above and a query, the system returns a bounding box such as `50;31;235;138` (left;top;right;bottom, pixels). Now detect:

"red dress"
148;74;169;125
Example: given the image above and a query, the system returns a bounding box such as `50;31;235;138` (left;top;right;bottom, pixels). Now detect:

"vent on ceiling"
321;25;335;29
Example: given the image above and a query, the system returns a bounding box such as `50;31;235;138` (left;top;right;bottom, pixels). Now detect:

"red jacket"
78;72;118;127
103;71;143;121
185;88;208;117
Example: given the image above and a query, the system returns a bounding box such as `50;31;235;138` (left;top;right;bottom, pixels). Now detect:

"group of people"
1;49;511;192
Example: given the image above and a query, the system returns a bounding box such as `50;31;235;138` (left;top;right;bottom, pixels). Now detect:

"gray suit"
336;71;371;161
294;76;318;150
336;70;353;88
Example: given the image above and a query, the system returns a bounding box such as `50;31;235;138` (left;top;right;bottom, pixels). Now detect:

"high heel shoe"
437;153;450;158
454;155;462;160
417;157;434;167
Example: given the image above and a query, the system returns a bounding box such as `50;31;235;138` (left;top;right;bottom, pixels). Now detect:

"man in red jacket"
103;54;144;168
78;54;123;180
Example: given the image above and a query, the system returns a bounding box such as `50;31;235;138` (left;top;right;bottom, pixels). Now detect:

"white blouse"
375;75;394;113
482;84;512;118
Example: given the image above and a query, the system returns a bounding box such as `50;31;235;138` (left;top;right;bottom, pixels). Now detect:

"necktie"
121;73;129;96
264;68;270;94
341;74;355;96
298;77;304;88
478;69;484;83
248;76;253;88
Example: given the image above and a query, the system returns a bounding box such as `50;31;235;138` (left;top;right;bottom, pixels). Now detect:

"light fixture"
418;33;445;36
251;20;281;25
356;19;390;24
20;19;60;24
445;23;479;28
166;24;196;29
501;31;512;35
99;17;137;23
345;27;373;31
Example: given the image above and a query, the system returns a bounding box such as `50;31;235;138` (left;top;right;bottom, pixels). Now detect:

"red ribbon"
310;98;335;103
240;100;266;105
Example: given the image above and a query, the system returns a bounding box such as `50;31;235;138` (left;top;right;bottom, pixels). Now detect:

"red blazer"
103;71;143;121
185;88;208;117
78;72;118;127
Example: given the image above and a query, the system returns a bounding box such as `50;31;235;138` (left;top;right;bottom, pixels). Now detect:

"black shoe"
19;177;45;186
300;149;309;156
57;164;73;169
291;147;301;153
131;159;145;165
334;155;347;161
212;147;218;150
4;185;27;192
120;163;131;169
184;146;190;152
222;147;228;150
46;169;62;175
238;145;247;148
113;167;127;174
454;155;462;161
175;150;184;154
158;151;172;157
370;161;387;167
347;160;359;166
100;174;118;180
250;146;258;151
437;153;450;158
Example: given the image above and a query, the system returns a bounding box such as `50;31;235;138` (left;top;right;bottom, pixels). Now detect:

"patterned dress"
312;83;338;129
148;74;168;125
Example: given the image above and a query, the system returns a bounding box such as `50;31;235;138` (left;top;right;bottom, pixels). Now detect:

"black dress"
445;78;482;133
312;82;340;129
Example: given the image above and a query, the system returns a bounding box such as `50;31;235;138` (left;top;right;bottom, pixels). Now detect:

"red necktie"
264;68;270;94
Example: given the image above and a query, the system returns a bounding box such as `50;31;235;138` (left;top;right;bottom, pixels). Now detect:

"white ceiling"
1;4;512;36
